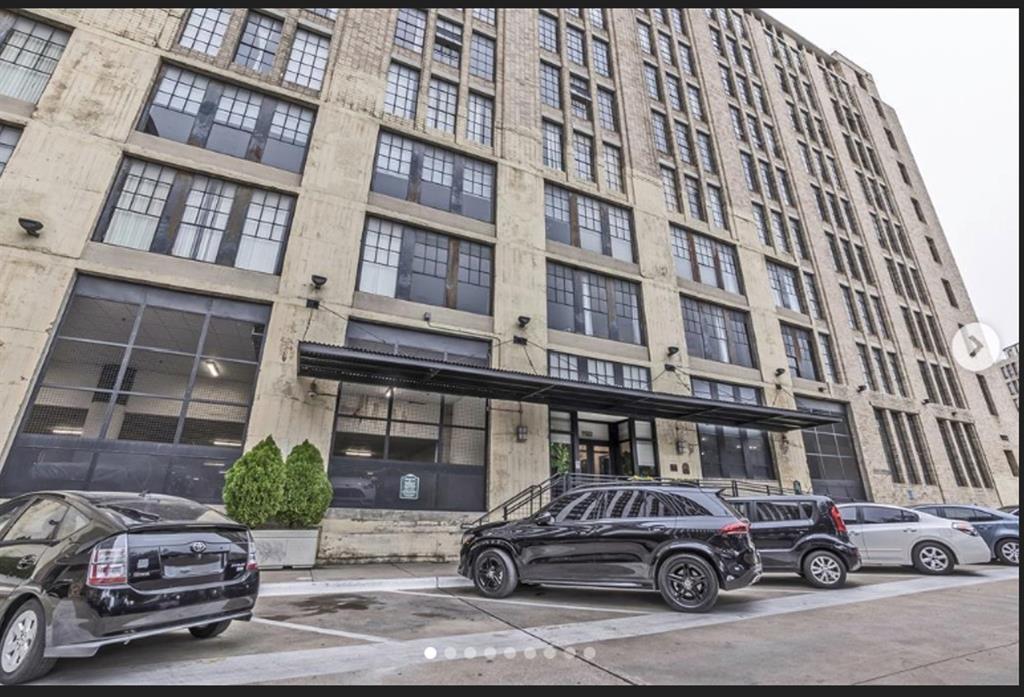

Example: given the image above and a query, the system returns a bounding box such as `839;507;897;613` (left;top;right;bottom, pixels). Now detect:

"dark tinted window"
673;494;712;517
2;498;69;542
945;506;996;522
861;506;905;525
605;489;645;518
754;501;813;522
548;491;604;522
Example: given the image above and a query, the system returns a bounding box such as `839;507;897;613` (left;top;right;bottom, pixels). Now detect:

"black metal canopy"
298;343;839;432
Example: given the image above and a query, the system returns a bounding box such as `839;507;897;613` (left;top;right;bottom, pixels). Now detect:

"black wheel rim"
666;561;711;606
477;555;504;590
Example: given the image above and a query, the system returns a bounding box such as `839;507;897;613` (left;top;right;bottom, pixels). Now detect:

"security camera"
18;218;44;237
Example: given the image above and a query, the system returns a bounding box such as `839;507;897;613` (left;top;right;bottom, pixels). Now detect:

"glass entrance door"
577;442;612;475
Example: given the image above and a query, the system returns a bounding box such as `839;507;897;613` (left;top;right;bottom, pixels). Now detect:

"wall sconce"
664;363;677;372
921;398;931;406
774;367;786;377
311;274;327;289
515;424;528;442
857;384;868;393
19;218;44;237
667;346;680;357
517;315;531;329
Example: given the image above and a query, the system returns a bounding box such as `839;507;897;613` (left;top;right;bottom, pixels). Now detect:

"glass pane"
203;316;265;361
58;296;138;343
180;401;248;446
135;306;205;353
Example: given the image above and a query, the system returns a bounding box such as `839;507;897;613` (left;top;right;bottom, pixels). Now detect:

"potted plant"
223;437;331;569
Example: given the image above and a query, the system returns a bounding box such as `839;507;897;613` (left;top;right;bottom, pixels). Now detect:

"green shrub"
222;435;286;528
278;440;333;528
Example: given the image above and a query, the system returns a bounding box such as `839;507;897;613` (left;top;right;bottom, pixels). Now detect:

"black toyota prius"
0;490;259;685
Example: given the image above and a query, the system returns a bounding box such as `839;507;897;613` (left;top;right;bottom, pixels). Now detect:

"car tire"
657;554;720;613
188;620;232;639
472;548;518;599
801;550;848;589
995;538;1019;566
0;598;57;686
912;542;955;575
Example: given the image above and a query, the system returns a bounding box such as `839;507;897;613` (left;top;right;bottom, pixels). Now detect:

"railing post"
732;481;739;497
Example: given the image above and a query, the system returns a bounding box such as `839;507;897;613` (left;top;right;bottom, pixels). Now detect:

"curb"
260;575;473;597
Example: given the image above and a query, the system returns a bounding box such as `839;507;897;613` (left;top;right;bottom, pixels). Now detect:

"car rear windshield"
92;497;233;526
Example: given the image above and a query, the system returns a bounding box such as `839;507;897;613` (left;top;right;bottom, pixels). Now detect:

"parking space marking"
250;617;390;644
383;589;653;615
259;576;472;598
39;567;1017;685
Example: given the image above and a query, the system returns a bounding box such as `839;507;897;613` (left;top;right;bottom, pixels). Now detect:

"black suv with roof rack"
729;494;860;588
459;482;761;612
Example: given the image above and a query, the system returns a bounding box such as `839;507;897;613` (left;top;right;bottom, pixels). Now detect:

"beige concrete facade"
0;8;1018;563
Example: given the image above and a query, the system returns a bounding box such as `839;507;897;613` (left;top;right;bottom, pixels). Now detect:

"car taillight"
720;520;750;536
952;521;978;536
246;530;259;571
87;533;129;587
829;504;847;534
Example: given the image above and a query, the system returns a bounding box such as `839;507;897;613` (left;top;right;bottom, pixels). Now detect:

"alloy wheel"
666;561;711;606
809;555;843;585
1000;540;1019;565
477;555;505;591
919;545;949;572
1;610;38;674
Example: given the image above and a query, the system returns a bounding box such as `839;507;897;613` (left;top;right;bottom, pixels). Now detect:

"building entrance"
549;410;657;478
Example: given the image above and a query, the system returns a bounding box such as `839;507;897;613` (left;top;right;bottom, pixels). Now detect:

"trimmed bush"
278;440;333;529
222;435;286;528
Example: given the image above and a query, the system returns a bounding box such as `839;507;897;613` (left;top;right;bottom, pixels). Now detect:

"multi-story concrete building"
1;8;1018;561
995;343;1019;411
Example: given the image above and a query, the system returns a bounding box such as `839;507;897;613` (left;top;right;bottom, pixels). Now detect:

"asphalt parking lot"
38;563;1018;685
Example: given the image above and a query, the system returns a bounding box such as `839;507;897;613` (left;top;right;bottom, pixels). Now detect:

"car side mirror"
535;512;553;526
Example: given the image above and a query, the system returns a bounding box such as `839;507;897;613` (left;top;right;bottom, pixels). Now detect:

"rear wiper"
96;504;161;522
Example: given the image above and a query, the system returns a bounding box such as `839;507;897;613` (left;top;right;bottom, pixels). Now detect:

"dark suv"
458;483;761;612
729;495;860;588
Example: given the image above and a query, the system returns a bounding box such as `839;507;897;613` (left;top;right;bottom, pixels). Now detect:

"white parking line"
383;588;652;615
38;566;1017;685
259;575;472;597
250;617;390;644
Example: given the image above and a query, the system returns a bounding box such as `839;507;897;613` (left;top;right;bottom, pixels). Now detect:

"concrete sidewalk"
259;561;469;597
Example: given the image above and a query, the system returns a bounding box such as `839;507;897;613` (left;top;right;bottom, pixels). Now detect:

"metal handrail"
465;472;805;528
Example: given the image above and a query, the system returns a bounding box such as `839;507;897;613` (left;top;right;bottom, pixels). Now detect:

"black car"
729;495;861;589
0;491;259;685
459;483;761;613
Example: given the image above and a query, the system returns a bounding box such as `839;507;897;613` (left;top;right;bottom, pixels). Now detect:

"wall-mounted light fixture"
19;218;44;237
516;424;528;442
517;315;531;329
664;363;677;372
774;367;786;377
667;346;680;357
310;274;327;290
857;384;868;393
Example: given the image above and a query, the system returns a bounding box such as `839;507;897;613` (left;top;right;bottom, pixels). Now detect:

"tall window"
234;12;283;73
603;144;623;192
544;184;634;262
565;25;585;65
538;12;558;52
371;131;496;223
780;323;820;381
426;77;458;133
0;123;21;176
394;8;427;52
0;276;268;502
384;61;420;119
692;378;774;480
94;158;295;275
466;92;493;146
539;62;561;108
681;297;755;367
357;217;492;315
284;29;330;90
541;120;563;170
767;262;805;313
469;33;495;80
139;65;315;173
547;263;644;345
433;18;463;68
178;8;230;56
597;89;617;132
593;38;611;77
671;226;742;294
0;13;70;103
572;131;594;181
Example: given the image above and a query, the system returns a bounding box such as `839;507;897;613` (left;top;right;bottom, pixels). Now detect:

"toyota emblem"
190;541;208;554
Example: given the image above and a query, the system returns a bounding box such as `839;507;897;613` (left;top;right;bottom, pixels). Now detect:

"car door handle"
16;555;37;569
902;528;918;533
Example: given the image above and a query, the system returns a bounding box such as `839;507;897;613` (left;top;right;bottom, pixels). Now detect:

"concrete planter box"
252;528;320;569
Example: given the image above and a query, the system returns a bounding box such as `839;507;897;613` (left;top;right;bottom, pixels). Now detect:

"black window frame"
543;183;636;263
546;262;646;346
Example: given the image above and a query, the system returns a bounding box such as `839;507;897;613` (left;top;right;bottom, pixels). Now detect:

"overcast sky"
769;8;1020;349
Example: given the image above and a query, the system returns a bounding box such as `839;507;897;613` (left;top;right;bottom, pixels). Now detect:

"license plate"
164;557;224;578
